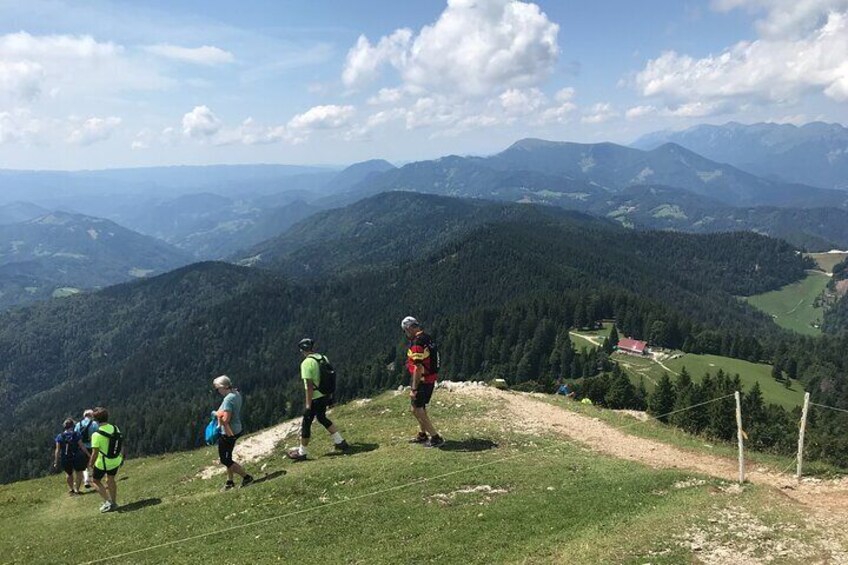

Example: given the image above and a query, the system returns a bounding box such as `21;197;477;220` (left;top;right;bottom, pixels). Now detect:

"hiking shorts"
61;454;87;475
302;396;333;439
92;466;119;480
218;433;242;468
411;382;435;408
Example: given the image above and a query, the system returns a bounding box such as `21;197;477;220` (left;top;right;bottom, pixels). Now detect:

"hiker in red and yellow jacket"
402;316;444;448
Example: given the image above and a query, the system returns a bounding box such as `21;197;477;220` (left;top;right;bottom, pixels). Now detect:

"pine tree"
604;325;619;354
648;373;676;423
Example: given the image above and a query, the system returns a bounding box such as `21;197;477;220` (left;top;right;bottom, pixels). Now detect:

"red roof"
618;338;648;353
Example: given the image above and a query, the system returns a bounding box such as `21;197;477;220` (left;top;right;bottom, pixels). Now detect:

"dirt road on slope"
454;386;848;513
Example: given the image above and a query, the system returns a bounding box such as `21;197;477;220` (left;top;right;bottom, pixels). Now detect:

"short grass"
615;352;804;409
745;271;830;336
663;354;804;410
570;322;612;350
808;252;848;274
0;392;804;565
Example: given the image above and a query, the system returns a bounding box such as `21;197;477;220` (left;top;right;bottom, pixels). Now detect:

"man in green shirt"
88;407;125;513
287;338;349;461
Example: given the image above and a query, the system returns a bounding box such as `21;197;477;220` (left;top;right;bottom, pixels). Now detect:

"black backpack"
428;340;441;375
59;431;79;459
310;354;337;396
79;419;94;444
413;333;441;375
96;426;123;459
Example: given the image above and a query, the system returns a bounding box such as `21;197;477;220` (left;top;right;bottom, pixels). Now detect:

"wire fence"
78;391;742;564
810;402;848;416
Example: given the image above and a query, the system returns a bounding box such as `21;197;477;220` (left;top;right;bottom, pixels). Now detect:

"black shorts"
218;433;242;468
61;455;87;475
411;382;435;408
92;466;119;480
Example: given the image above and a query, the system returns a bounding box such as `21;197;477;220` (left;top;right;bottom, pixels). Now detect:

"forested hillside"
0;212;192;309
0;192;835;483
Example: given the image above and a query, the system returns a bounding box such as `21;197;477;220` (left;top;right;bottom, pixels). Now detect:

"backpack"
413;333;441;375
204;414;221;446
78;419;94;444
96;426;123;459
59;431;79;459
428;340;441;375
310;354;337;396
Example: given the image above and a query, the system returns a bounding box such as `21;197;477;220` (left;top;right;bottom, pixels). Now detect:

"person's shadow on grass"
116;498;161;513
252;470;286;485
324;443;380;457
438;438;498;452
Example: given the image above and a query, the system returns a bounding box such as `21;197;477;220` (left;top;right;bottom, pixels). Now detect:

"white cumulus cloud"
633;3;848;115
67;116;122;146
0;109;43;144
581;103;617;124
0;32;171;101
145;44;235;65
0;60;45;100
341;0;559;97
182;105;222;138
499;87;546;116
288;104;355;130
625;105;657;120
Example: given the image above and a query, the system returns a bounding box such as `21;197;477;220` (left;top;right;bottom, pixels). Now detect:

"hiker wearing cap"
402;317;444;447
287;338;349;461
88;407;125;512
53;418;91;496
75;409;99;489
213;375;254;490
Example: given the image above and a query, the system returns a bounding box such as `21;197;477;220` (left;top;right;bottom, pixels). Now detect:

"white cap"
401;316;419;330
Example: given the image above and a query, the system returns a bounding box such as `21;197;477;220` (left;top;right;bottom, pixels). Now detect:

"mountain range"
633;122;848;190
0;212;191;309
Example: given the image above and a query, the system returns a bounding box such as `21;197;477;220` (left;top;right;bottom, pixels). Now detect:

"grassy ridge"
0;392;797;564
745;271;830;336
808;252;848;274
616;352;804;409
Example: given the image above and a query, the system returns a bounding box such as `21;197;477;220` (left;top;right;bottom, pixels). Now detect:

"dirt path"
454;387;848;513
198;417;302;479
569;331;602;346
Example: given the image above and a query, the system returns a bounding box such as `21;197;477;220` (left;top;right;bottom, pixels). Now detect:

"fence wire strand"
79;391;739;565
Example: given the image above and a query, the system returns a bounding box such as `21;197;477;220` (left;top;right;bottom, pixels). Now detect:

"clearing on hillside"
808;251;848;274
745;271;829;336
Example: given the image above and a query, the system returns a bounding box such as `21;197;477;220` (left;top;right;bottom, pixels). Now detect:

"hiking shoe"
334;440;350;452
109;502;119;512
408;433;429;444
68;490;77;497
286;449;307;462
222;480;236;491
425;435;445;448
99;501;115;513
241;475;254;488
84;482;92;489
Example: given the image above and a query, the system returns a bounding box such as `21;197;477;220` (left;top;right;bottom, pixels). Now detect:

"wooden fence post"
796;392;811;481
735;391;745;484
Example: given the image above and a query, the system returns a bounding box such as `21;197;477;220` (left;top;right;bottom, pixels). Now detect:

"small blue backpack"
204;412;221;446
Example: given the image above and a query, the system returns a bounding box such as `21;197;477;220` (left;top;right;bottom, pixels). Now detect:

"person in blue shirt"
555;379;576;399
213;375;253;490
53;418;91;496
74;409;99;489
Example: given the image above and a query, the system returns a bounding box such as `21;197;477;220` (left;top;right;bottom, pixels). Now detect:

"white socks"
298;445;308;456
331;432;344;445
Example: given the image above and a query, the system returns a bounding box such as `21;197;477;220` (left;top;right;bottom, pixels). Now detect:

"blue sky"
1;0;846;169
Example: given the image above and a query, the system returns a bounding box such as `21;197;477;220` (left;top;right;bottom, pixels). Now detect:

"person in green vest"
286;338;349;461
88;407;125;513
